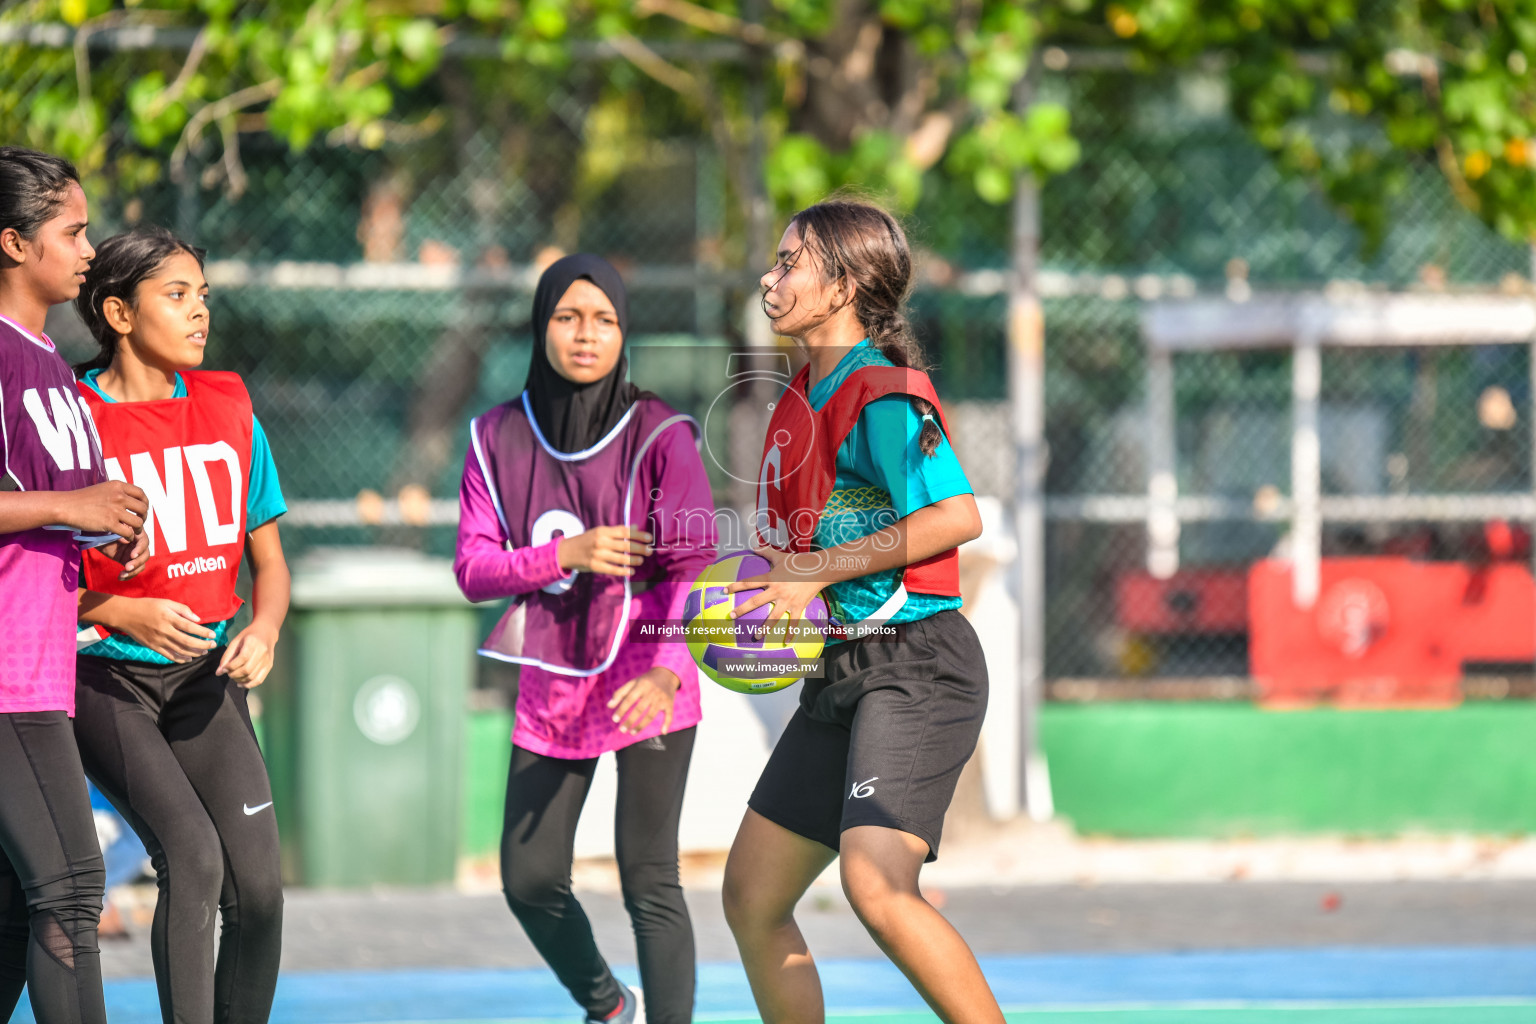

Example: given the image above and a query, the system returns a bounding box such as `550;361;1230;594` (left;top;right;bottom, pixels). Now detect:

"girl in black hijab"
523;253;642;453
455;253;718;1024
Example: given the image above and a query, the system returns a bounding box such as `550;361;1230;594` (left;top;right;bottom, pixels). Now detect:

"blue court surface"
21;946;1536;1023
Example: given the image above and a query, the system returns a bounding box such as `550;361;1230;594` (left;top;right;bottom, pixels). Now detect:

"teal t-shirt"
804;340;972;638
78;371;287;664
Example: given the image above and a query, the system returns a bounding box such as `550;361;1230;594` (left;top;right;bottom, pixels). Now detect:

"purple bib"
1;317;105;498
470;392;698;675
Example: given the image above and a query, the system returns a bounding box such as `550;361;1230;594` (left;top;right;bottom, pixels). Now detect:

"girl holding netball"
455;253;717;1024
723;199;1002;1024
71;226;287;1024
0;146;148;1024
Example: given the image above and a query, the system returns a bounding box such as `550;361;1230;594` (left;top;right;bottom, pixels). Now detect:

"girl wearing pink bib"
455;254;716;1024
0;146;148;1024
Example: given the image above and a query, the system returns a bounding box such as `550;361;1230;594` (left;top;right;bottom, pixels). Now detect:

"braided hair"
787;199;942;456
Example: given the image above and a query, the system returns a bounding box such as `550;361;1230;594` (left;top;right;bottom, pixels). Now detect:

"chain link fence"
10;37;1534;696
929;72;1535;696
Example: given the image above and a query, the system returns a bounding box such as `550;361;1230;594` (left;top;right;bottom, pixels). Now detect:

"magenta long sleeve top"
453;422;717;758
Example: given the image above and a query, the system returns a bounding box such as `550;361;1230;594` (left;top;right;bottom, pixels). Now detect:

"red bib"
754;363;961;598
79;372;253;624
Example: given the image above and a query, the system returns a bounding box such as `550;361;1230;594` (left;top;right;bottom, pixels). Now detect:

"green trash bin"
261;547;477;887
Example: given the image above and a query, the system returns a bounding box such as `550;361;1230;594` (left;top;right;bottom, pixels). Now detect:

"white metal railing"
1141;291;1536;607
1044;492;1536;523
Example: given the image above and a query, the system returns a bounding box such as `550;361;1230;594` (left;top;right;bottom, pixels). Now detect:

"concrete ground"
74;822;1536;1024
99;875;1536;977
90;809;1536;977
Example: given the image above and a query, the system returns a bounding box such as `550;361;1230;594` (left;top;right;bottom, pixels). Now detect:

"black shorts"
747;609;987;862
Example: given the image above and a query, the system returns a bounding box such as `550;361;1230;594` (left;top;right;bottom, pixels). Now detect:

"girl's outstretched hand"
557;526;653;577
725;547;826;643
609;667;679;735
217;622;278;688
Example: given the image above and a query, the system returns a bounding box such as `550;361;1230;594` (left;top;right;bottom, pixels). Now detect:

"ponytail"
861;303;942;456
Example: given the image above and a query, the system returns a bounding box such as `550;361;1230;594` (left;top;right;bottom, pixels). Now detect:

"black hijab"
523;253;641;453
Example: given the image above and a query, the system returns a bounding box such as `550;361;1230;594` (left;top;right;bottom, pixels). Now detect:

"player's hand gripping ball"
683;550;829;693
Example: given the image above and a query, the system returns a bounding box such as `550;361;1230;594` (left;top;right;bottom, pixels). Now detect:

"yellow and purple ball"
682;550;829;694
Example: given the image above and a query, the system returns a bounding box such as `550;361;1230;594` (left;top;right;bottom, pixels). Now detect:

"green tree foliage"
0;0;534;195
741;0;1084;210
0;0;1079;214
3;0;1534;247
1091;0;1536;248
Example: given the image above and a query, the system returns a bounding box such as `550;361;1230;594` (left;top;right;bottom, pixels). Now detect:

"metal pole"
695;145;725;338
1146;346;1179;579
1528;246;1536;683
726;0;775;548
1009;76;1052;823
176;146;201;241
742;0;772;351
1291;332;1322;607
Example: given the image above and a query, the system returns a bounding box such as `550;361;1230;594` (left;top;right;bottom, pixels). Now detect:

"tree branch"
634;0;782;45
73;10;174;105
328;27;362;84
607;31;700;97
203;114;248;196
170;78;282;182
1414;57;1481;213
143;26;209;120
341;59;390;91
702;84;744;187
326;110;446;146
1435;135;1482;212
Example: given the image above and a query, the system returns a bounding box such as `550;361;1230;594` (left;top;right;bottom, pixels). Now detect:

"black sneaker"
584;984;642;1024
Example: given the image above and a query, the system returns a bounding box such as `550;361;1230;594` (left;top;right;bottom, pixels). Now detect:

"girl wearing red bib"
71;227;287;1024
722;201;1003;1024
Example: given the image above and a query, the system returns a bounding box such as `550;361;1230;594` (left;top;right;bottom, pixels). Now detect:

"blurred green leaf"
7;0;1536;247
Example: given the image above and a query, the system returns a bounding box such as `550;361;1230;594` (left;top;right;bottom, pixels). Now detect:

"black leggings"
74;651;283;1024
0;710;108;1024
502;729;696;1024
